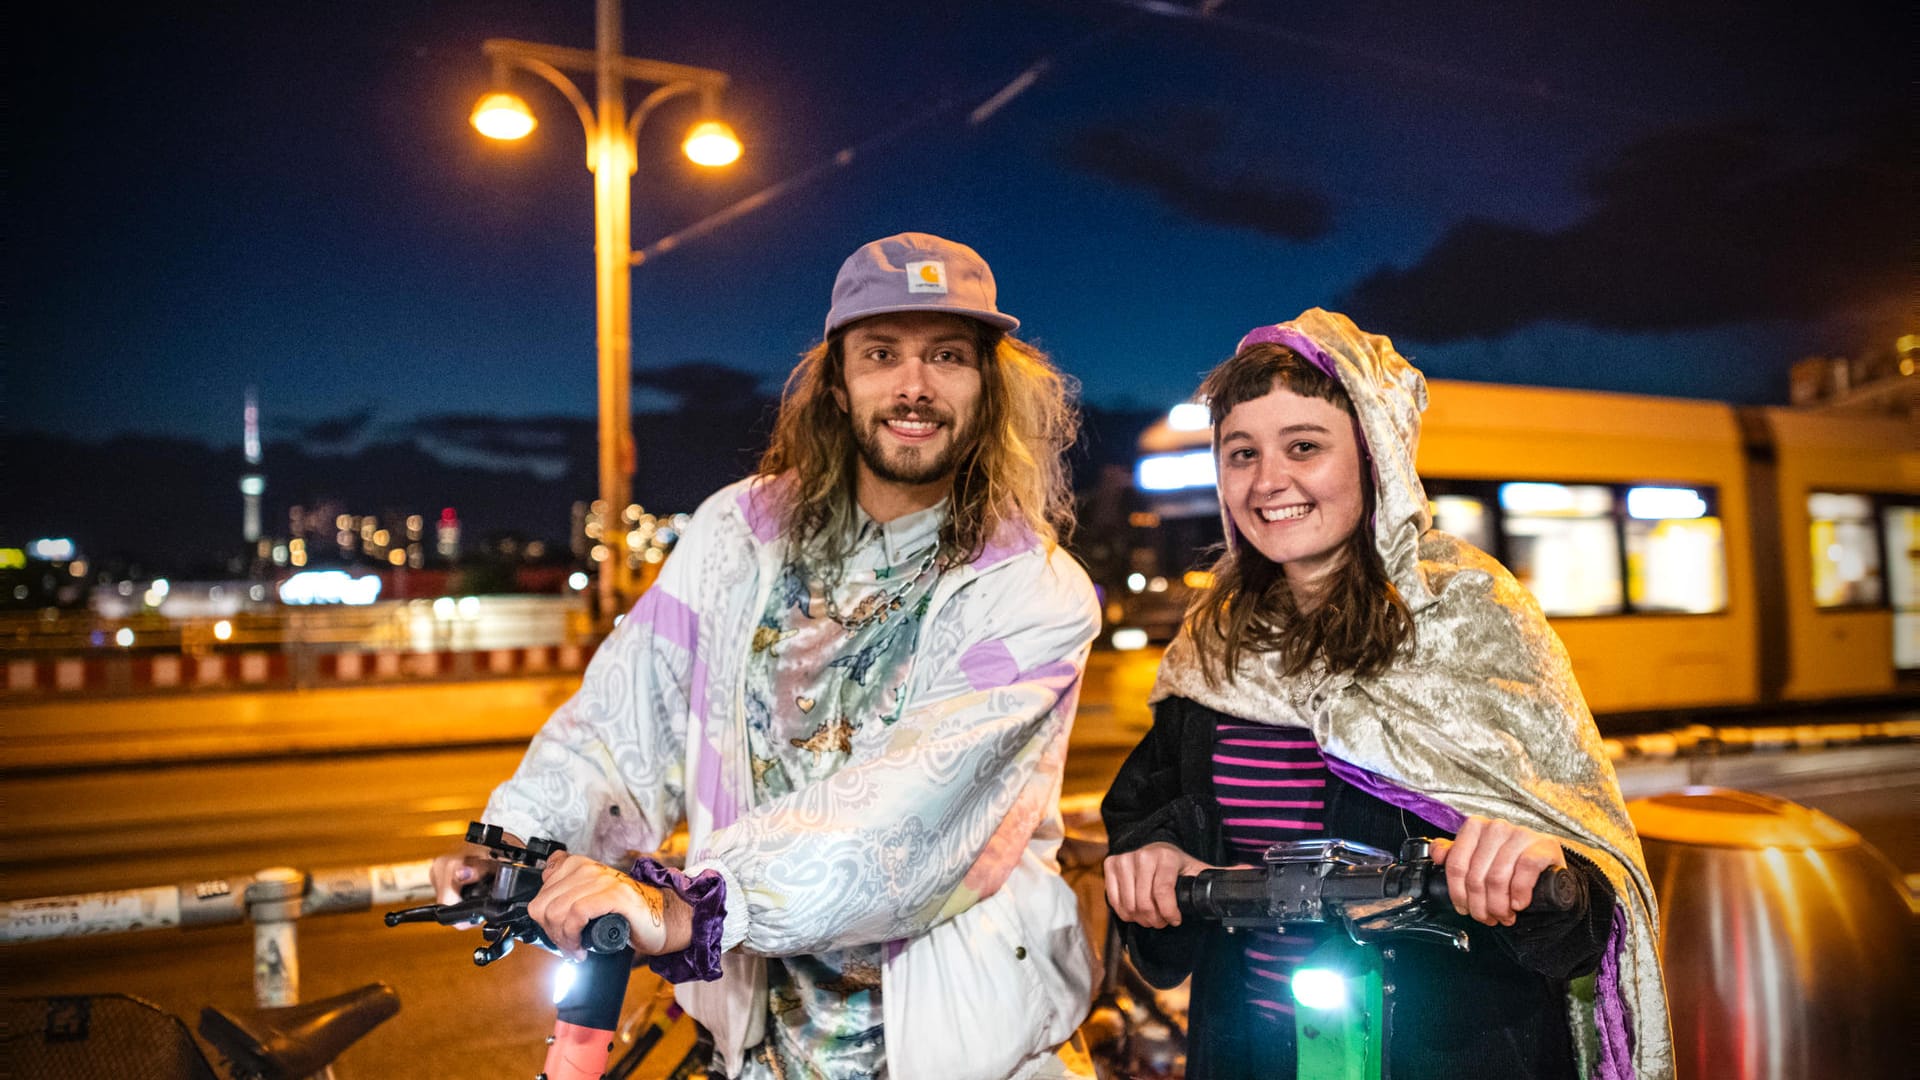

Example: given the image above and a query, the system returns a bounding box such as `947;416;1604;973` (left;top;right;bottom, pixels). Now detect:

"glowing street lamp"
681;120;742;166
470;93;537;140
471;0;739;625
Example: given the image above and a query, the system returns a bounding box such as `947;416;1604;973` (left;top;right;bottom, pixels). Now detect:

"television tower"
240;388;265;543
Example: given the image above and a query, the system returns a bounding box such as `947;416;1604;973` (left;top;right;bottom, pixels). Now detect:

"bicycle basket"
4;994;219;1080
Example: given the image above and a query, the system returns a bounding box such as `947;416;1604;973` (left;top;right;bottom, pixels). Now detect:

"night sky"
11;2;1909;552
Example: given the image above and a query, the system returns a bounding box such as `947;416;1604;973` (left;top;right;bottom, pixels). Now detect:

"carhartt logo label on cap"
905;260;948;294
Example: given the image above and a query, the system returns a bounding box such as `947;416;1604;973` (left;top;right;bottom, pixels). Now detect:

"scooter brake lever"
1343;904;1470;951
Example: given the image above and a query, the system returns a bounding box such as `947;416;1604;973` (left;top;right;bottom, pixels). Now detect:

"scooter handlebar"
1424;863;1579;913
1173;861;1578;920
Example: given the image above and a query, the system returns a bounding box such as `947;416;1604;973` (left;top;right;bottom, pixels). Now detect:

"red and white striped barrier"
2;643;591;697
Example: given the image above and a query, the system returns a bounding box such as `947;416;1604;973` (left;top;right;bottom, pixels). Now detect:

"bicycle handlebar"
1;860;436;945
583;913;631;954
382;822;638;966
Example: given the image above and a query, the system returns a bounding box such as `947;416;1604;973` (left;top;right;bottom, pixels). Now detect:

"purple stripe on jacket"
960;639;1020;691
737;486;782;543
634;584;698;652
631;583;738;827
959;639;1079;695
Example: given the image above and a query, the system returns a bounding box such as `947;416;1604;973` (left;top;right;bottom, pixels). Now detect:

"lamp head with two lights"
470;91;740;168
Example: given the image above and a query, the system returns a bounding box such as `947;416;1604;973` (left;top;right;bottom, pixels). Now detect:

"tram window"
1500;483;1623;616
1430;495;1493;552
1808;492;1883;608
1625;487;1727;613
1884;506;1919;669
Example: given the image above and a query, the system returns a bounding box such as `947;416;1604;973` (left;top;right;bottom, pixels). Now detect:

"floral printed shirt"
739;502;945;1079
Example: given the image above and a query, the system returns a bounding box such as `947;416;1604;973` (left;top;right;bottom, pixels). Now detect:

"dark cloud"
294;408;377;447
1343;115;1911;340
633;361;775;411
1064;112;1333;242
407;378;779;513
408;415;592;481
412;414;591;456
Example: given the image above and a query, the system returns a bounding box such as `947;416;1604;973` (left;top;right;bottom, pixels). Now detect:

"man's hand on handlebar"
1430;815;1567;927
1105;842;1247;929
528;851;692;962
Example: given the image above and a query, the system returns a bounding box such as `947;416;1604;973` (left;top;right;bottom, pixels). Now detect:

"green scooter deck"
1293;935;1385;1080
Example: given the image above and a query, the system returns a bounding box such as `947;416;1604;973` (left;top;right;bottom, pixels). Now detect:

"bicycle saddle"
197;982;398;1080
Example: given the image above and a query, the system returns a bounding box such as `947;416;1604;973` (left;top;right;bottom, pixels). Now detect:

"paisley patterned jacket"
485;475;1102;1078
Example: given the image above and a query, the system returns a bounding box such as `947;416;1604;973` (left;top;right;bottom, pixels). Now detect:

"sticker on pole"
372;861;436;904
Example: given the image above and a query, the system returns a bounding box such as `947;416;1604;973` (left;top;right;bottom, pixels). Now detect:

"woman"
1101;310;1670;1079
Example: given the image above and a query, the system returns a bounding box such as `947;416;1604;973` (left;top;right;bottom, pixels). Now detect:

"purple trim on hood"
1319;752;1466;833
1236;324;1340;382
1596;904;1637;1080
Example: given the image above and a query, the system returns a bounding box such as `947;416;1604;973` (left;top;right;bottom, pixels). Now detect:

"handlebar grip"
1175;869;1272;919
1535;865;1579;911
584;913;631;954
1424;864;1580;912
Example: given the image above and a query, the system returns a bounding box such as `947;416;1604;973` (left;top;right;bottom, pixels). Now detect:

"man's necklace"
805;544;940;632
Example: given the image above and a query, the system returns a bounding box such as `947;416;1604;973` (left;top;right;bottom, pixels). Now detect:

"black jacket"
1101;695;1615;1080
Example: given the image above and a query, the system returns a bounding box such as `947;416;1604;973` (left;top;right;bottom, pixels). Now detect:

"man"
432;233;1101;1078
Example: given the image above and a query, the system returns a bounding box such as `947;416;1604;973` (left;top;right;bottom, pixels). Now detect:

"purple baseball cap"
825;232;1020;336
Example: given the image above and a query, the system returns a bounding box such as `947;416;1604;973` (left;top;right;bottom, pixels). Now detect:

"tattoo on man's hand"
641;885;666;927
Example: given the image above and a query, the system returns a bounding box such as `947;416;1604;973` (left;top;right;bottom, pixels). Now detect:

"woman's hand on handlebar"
1105;842;1222;930
429;840;509;906
529;851;691;962
1431;815;1567;927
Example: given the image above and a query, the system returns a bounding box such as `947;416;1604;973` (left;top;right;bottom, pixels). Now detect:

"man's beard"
852;405;972;486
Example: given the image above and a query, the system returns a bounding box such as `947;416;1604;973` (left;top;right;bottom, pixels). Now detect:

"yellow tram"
1119;379;1918;715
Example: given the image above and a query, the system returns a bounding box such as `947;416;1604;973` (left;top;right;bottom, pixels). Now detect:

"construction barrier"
1;642;592;697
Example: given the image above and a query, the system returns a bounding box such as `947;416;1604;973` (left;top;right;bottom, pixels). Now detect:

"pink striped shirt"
1213;721;1331;1019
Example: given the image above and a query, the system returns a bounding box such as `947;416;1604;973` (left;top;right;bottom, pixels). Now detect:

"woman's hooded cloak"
1153;308;1673;1079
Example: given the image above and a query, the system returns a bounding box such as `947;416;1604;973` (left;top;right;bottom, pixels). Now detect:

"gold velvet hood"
1152;308;1673;1079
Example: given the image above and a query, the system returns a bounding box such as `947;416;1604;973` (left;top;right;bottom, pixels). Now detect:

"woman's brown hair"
1188;343;1413;685
756;319;1079;566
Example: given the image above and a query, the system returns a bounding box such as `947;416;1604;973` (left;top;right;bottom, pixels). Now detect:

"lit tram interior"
1116;380;1918;715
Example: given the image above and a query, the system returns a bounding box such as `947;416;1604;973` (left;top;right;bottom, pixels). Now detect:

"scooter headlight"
1291;965;1349;1011
551;959;580;1004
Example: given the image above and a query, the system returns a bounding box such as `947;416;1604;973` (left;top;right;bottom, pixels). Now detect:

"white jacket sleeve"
687;548;1099;956
480;505;725;862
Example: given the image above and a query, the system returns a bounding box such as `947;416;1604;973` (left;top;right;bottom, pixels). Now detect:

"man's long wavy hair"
756;318;1079;567
1189;343;1413;686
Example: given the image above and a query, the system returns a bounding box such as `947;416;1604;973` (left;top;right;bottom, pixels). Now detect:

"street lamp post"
472;0;739;626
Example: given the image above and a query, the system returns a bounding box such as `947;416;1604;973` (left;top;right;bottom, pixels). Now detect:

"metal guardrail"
0;599;593;655
1;861;435;1009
